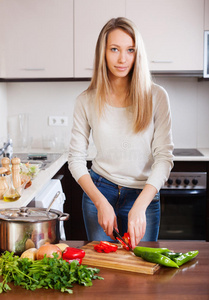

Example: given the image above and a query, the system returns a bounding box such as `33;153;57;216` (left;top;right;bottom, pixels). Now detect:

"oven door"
159;189;207;240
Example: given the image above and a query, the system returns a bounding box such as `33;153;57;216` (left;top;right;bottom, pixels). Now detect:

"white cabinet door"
74;0;126;77
0;0;73;78
126;0;204;71
205;0;209;30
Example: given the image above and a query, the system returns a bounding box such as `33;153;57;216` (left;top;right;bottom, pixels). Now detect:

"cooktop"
173;148;203;156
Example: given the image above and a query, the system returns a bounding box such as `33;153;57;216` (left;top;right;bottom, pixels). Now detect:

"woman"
68;17;173;248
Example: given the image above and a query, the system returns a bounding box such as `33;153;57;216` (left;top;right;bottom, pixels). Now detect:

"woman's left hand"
128;184;158;248
128;205;146;249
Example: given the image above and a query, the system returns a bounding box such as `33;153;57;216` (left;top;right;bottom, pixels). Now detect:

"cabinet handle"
151;60;173;63
21;68;45;71
85;67;93;70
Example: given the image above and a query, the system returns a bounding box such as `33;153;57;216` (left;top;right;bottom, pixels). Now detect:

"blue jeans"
82;169;160;242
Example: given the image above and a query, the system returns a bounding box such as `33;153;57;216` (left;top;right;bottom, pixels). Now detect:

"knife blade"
113;228;133;251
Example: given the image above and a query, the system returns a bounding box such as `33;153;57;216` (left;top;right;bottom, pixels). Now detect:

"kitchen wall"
6;81;89;152
2;77;209;152
0;83;8;143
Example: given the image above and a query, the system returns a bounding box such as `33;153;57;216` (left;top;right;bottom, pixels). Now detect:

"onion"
55;243;69;252
36;243;62;260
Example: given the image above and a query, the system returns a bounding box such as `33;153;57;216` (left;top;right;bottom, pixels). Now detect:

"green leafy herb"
0;251;103;294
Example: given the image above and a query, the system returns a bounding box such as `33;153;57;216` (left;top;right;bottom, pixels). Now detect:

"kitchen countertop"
0;240;208;299
0;147;209;209
0;152;68;209
173;148;209;161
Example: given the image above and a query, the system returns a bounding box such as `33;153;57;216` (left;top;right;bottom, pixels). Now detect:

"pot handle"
58;212;70;221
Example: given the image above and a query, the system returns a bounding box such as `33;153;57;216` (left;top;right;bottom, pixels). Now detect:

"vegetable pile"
20;162;40;179
93;233;199;269
134;246;199;268
0;243;103;294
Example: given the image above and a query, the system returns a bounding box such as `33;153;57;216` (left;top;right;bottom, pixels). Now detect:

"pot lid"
0;207;58;222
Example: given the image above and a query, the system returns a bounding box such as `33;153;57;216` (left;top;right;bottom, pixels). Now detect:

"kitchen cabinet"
126;0;204;72
74;0;126;78
0;0;73;78
0;0;206;79
205;0;209;29
54;161;89;240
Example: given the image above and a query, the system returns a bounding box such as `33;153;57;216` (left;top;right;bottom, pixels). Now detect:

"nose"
118;51;126;63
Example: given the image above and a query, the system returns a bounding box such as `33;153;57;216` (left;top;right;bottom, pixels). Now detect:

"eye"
111;47;118;52
128;48;135;53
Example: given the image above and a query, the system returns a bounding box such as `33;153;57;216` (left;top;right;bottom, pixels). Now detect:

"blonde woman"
68;17;173;248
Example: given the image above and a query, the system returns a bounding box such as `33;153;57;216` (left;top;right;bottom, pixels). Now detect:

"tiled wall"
1;78;209;151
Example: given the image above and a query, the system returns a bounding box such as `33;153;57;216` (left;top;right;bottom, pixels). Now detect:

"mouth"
115;66;128;71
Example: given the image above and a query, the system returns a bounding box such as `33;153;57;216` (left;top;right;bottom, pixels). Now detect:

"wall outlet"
48;116;68;126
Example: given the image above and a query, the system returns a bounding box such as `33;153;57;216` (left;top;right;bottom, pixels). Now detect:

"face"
105;28;135;80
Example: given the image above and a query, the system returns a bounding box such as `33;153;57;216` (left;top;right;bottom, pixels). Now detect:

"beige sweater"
68;83;174;192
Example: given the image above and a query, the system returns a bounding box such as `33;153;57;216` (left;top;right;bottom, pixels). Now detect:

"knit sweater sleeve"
146;85;174;191
68;92;91;181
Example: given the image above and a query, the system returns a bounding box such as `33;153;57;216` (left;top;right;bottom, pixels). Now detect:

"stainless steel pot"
0;206;69;254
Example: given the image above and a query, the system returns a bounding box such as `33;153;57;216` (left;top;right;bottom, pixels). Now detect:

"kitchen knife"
113;228;133;251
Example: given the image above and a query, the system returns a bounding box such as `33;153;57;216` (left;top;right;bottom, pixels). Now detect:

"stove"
173;148;203;156
162;171;207;189
160;148;208;241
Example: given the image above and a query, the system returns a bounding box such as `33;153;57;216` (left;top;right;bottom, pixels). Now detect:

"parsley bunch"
0;251;103;294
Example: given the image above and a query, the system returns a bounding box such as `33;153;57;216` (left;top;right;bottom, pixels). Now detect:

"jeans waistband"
90;169;160;201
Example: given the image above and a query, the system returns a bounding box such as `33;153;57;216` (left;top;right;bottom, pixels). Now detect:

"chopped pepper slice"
62;247;85;263
116;237;130;251
116;232;132;251
123;232;132;249
94;241;118;253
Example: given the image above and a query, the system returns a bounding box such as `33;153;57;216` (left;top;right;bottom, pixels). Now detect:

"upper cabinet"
0;0;73;78
126;0;204;72
74;0;126;78
205;0;209;29
0;0;207;78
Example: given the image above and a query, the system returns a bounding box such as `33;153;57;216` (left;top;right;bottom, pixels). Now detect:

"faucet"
0;138;13;159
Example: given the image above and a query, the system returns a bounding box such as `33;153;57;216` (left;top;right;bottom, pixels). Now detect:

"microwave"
204;31;209;78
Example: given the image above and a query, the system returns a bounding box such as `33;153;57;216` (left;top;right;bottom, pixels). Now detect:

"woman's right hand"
97;200;118;238
78;174;118;238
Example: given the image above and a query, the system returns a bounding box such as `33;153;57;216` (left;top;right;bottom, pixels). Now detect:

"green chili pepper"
134;246;171;257
140;251;179;268
161;251;183;260
173;250;199;266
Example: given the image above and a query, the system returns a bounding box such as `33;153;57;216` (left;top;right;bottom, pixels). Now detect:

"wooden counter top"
0;240;209;299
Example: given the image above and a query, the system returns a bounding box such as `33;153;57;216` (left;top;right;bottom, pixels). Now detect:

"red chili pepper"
94;241;118;253
62;247;85;261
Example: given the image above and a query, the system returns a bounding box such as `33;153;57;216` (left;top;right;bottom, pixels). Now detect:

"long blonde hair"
87;17;153;133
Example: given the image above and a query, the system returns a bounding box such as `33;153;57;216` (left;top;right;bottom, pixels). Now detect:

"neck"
107;75;130;107
109;75;129;95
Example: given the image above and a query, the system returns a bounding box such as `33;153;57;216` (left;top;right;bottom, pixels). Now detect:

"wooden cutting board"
81;241;160;275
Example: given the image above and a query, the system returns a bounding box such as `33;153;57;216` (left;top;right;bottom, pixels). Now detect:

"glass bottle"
3;179;21;202
0;167;9;200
